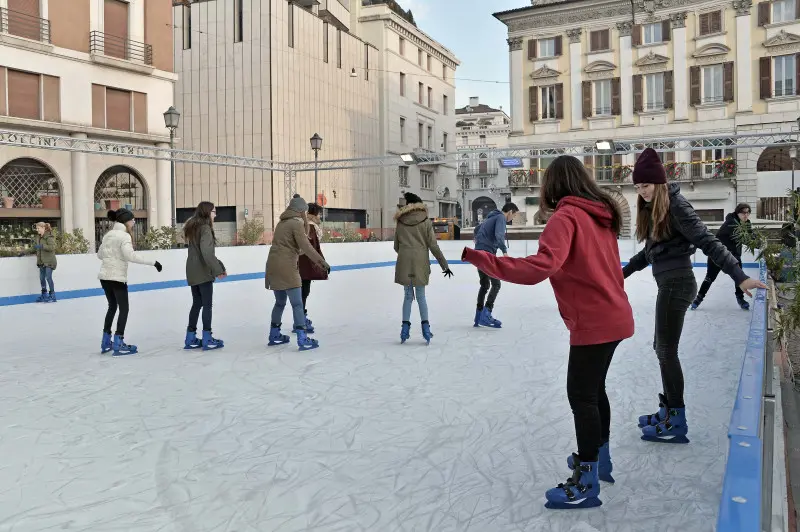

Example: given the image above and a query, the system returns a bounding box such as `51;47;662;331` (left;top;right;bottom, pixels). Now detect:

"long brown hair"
635;184;671;242
184;201;216;245
539;155;623;235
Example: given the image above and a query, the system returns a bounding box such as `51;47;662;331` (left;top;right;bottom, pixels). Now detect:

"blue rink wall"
0;239;760;306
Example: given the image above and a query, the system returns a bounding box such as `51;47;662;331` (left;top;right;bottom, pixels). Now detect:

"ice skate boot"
737;296;750;311
47;292;56;302
184;330;202;350
202;330;224;350
567;442;614;483
421;321;433;345
641;406;689;444
473;308;482;327
101;332;113;354
400;321;411;343
304;317;315;334
477;307;502;328
35;291;48;303
112;335;138;356
638;393;668;428
545;454;602;509
267;323;290;346
296;328;319;351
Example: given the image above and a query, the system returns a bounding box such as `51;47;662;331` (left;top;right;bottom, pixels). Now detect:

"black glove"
154;261;163;272
443;268;454;278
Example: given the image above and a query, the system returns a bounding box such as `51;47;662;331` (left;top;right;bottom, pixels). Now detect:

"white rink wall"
0;239;759;299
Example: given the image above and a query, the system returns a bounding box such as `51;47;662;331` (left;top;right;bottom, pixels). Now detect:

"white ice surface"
0;265;755;532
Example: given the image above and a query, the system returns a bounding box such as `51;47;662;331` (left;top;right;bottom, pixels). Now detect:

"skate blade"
298;343;319;351
184;345;202;350
101;348;113;354
112;350;138;356
599;473;615;483
545;497;602;510
202;344;224;351
640;433;690;444
267;339;290;346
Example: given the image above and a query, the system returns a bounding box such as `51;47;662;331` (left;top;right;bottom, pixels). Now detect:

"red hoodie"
462;196;634;346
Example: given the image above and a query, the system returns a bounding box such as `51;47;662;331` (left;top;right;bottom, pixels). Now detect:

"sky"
402;0;525;112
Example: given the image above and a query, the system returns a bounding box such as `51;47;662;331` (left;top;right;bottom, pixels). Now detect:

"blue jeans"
39;266;54;293
271;287;306;329
402;285;428;322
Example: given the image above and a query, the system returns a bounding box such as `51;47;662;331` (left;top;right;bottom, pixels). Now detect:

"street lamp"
163;106;181;228
310;133;322;219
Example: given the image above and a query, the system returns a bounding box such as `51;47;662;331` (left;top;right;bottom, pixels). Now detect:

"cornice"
387;19;459;69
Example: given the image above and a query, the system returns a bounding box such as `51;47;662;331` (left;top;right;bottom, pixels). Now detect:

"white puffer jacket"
97;223;155;282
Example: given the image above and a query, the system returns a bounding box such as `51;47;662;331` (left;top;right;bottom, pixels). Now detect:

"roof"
493;0;581;21
455;104;503;114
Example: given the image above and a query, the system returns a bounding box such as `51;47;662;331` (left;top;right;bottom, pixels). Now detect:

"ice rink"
0;263;755;532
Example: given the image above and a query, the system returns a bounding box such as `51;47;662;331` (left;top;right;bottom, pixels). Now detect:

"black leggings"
653;270;697;409
188;281;214;332
301;279;312;314
101;280;129;336
567;340;620;462
697;259;744;301
477;270;501;310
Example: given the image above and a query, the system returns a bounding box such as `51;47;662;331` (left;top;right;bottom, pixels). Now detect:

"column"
156;142;171;228
735;0;753;112
671;13;689;120
617;22;634;126
70;133;90;245
567;29;583;130
508;38;525;134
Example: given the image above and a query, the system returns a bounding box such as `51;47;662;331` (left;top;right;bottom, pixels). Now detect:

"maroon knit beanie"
632;148;667;185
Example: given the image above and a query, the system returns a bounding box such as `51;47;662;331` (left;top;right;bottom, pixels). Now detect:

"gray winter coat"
186;224;225;286
393;203;449;286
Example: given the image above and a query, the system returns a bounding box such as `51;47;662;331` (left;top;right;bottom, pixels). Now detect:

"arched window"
93;166;149;249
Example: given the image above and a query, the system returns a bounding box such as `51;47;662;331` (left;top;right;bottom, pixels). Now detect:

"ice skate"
638;393;668;427
202;330;224;350
545;454;602;510
101;332;113;354
477;307;502;328
304;316;315;334
296;328;319;351
35;291;48;303
641;407;689;444
568;442;614;483
47;292;56;302
473;308;482;327
111;335;138;356
268;323;290;346
184;331;202;350
737;297;750;311
421;320;433;345
400;321;411;343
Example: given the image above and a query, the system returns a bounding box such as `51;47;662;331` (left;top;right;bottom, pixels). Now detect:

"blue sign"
499;157;523;168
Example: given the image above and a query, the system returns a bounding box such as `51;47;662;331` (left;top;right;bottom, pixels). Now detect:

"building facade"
0;0;176;248
455;97;512;227
496;0;800;233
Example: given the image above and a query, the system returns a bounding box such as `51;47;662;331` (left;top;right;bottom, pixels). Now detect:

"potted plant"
105;199;121;210
2;197;14;209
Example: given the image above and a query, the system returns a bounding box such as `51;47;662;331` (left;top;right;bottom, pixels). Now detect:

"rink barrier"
716;260;772;532
0;258;762;307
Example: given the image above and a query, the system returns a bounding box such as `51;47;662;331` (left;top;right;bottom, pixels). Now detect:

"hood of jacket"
668;182;682;197
724;212;740;224
556;196;614;228
279;209;303;221
485;209;502;220
394;203;428;226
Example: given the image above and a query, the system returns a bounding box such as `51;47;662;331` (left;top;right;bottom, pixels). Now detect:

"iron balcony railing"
90;31;153;65
0;8;51;43
457;166;499;176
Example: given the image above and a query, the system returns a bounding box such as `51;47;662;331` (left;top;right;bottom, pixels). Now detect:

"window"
541;85;557;119
7;69;41;120
399;36;405;55
589;29;610;52
463;178;470;190
443;94;449;115
462;134;468;144
365;44;370;81
702;64;724;103
479;134;486;144
234;0;243;43
427;126;433;149
287;2;293;47
692;141;735;178
443;132;448;152
421;170;433;190
595;154;613;181
698;11;722;36
443;64;447;80
418;82;424;104
91;85;146;132
480;177;488;188
539;38;556;57
594;79;612;115
427;54;432;72
418;122;424;148
323;23;329;63
399;166;409;187
400;72;406;96
182;6;191;49
427;86;432;107
337;29;342;68
400;117;406;143
643;22;662;44
775;54;796;96
644;72;665;110
418;49;423;66
773;0;796;22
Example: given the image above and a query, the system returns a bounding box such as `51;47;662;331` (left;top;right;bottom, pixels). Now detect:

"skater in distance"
472;202;519;328
298;202;328;334
462;155;634;510
32;222;57;303
622;148;765;444
183;201;227;351
691;203;752;311
393;192;453;345
97;208;163;356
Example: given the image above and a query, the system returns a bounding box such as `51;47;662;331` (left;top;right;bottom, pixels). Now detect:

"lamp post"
310;133;323;220
163;106;181;228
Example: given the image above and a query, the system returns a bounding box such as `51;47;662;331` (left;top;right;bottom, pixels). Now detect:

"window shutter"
690;66;701;105
692;150;702;163
760;56;772;99
723;62;734;102
613;154;622;168
554;36;563;56
92;84;105;127
664;151;675;163
582;80;592;118
7;69;40;120
529;86;538;122
711;11;722;33
699;13;710;35
664;70;674;109
611;77;621;115
590;31;599;51
797;0;800;20
632;24;642;46
796;53;800;96
758;2;771;25
42;75;60;122
106;88;131;131
528;39;537;60
602;29;610;50
555;84;564;119
662;20;671;42
633;74;643;112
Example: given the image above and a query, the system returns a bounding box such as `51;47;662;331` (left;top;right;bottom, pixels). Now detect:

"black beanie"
632;148;667;185
404;192;423;205
108;208;134;224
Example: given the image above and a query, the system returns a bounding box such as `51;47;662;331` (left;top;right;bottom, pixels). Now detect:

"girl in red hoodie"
462;155;634;510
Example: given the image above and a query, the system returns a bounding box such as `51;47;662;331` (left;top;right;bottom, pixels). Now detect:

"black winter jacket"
716;212;749;259
623;183;748;285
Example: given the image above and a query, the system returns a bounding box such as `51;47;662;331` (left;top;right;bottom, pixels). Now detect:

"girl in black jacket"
623;149;764;444
691;203;752;310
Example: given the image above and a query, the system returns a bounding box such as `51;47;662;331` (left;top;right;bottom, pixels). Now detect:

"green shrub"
141;226;177;250
53;228;90;255
238;217;265;245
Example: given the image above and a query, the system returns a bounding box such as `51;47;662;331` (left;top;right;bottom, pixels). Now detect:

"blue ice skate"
473;308;482;327
421;321;433;345
184;331;202;350
737;297;750;311
296;328;319;351
35;291;49;303
47;292;56;302
268;323;290;346
568;442;615;483
202;330;224;351
400;321;411;343
641;407;689;444
545;454;602;510
476;307;502;328
112;335;138;356
305;317;315;334
638;393;668;428
101;332;113;354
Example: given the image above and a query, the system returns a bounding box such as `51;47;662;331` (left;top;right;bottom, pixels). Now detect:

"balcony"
90;31;153;66
457;166;499;176
509;169;540;188
0;8;50;43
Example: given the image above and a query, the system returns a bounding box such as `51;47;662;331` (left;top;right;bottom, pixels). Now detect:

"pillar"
567;29;583;130
671;13;689;120
735;0;753;113
156;142;171;228
617;23;634;126
508;38;524;134
70;133;91;246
